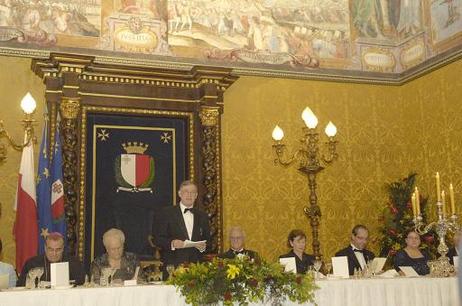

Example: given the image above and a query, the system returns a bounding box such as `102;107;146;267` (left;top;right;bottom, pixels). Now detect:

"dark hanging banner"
84;111;190;266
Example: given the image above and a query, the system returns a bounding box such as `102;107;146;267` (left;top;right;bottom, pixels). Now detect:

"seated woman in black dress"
279;229;315;274
394;230;430;275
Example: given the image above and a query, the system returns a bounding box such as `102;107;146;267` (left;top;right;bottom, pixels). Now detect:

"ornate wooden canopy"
32;53;238;260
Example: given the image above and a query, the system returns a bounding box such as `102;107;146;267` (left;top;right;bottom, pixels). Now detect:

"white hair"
229;226;245;239
103;228;125;246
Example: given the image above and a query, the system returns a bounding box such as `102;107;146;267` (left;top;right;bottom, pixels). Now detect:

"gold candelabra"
413;173;459;277
0;93;37;164
272;107;338;259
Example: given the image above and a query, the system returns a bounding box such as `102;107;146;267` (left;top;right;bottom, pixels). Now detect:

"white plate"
7;286;26;291
52;285;74;290
148;281;163;285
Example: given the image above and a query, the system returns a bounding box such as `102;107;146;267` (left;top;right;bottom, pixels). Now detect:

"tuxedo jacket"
219;249;260;262
335;246;375;275
155;205;211;268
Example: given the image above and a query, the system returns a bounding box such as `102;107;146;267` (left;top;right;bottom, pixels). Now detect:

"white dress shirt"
351;244;367;269
180;202;194;240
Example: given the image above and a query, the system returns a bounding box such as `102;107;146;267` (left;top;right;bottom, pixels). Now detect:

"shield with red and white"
120;154;154;188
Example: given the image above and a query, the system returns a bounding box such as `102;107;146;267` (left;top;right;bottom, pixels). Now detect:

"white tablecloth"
0;277;460;306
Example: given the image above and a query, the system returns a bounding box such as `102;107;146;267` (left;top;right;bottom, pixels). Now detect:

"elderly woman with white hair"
90;228;139;284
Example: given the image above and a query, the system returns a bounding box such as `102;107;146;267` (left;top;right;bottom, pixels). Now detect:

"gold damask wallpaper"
0;55;461;268
0;57;45;266
221;58;462;262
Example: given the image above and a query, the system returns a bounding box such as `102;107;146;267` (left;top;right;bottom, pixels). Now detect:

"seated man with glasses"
17;232;85;286
219;226;260;262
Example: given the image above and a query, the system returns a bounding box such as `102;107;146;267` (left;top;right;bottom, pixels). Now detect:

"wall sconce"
0;93;37;164
272;106;338;259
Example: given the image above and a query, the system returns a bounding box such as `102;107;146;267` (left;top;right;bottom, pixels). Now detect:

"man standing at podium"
155;181;210;279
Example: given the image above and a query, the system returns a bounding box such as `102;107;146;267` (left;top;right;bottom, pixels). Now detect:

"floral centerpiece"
378;173;437;262
167;255;317;306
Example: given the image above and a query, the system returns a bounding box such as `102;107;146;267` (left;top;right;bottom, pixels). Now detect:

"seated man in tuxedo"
155;180;211;279
335;224;375;275
17;232;85;286
219;226;259;262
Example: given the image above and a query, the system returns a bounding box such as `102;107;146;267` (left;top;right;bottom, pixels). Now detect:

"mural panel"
352;0;423;41
0;0;461;78
167;0;351;68
0;0;101;44
429;0;462;47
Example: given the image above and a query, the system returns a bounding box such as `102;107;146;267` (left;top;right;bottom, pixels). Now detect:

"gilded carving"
60;111;79;254
199;107;220;127
361;47;396;73
60;98;81;120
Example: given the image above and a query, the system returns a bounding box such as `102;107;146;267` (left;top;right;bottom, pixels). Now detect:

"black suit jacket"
219;249;260;262
448;247;458;265
17;254;85;286
155;205;211;268
335;245;375;275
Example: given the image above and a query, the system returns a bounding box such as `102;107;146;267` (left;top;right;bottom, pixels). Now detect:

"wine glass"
324;262;332;275
166;264;175;280
313;260;322;279
27;267;44;288
100;267;111;286
34;267;44;288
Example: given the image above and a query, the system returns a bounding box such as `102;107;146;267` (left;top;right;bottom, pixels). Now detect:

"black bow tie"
233;250;244;255
184;208;193;214
354;249;364;254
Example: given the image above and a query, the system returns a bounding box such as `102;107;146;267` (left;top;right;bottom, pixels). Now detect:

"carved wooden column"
199;107;221;253
59;97;81;255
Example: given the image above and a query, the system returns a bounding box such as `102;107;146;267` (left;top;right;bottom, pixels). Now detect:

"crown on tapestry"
122;142;149;154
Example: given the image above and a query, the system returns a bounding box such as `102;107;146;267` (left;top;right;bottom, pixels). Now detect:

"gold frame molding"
80;106;195;261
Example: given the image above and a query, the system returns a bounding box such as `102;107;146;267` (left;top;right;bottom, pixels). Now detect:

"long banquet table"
0;277;459;306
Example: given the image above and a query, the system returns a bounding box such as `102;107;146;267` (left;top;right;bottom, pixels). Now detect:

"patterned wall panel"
221;59;462;262
0;57;45;266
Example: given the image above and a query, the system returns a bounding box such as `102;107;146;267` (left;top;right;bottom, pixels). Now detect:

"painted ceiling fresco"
0;0;461;79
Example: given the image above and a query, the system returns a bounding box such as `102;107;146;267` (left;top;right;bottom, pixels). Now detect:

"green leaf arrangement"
167;256;318;306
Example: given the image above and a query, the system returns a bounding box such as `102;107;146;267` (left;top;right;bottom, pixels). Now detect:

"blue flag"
50;116;67;243
36;115;52;254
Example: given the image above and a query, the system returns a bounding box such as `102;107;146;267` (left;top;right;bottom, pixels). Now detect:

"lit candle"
450;183;456;215
436;172;441;202
442;190;446;216
415;187;420;215
411;193;417;217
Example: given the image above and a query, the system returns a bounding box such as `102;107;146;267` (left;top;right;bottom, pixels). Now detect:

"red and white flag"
13;134;38;272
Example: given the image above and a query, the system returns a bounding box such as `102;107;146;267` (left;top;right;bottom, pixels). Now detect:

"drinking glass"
166;264;175;280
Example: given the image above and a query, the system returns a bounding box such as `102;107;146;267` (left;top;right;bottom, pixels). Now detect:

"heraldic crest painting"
83;108;194;266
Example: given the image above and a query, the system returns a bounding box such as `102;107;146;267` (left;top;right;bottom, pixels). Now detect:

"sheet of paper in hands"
332;256;349;278
399;266;420;277
370;257;386;273
51;262;70;287
279;257;297;273
184;240;207;248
